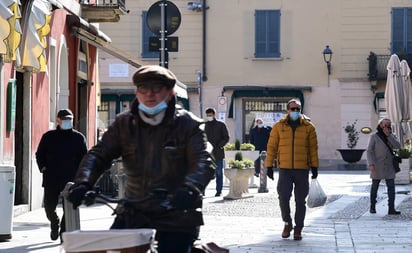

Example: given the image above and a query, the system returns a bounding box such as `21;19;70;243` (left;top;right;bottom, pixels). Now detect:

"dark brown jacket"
74;97;215;232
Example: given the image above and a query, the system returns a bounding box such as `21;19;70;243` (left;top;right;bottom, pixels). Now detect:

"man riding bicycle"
67;65;216;253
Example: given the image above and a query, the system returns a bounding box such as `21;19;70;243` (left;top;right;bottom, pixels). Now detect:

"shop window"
243;99;288;142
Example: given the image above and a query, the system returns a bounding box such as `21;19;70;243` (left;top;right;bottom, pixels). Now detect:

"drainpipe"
202;0;207;82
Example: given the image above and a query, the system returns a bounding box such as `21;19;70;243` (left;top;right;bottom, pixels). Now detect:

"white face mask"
206;116;214;121
137;94;169;116
61;119;73;130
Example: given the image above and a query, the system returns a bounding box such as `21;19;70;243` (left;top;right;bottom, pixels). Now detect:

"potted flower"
337;120;366;163
224;139;258;162
224;152;255;200
227;152;254;169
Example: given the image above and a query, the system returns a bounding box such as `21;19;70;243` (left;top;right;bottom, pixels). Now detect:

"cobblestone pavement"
1;170;412;252
199;170;412;253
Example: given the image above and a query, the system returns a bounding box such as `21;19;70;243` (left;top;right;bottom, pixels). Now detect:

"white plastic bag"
307;178;327;208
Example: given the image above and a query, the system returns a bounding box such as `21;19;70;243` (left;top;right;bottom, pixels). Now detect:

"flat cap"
132;65;176;88
57;109;73;119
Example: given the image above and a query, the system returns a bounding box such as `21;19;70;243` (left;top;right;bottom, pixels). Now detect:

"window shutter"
255;10;280;58
392;8;405;54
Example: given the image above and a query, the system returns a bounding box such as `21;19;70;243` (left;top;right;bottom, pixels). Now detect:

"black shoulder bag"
377;134;401;173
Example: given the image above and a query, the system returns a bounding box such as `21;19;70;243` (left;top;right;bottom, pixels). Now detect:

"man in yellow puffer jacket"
265;98;319;241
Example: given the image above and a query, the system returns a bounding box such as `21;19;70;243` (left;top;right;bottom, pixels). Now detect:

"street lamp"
322;45;333;75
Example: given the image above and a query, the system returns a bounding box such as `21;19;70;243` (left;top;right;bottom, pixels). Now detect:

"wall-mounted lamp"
187;2;202;12
322;45;333;75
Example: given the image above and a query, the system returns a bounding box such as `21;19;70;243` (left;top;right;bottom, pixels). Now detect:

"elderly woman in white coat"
366;118;401;215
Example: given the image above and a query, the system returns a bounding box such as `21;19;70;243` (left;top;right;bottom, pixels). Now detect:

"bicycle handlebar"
82;188;173;211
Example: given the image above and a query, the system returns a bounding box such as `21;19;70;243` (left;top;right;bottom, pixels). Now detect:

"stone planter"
395;158;411;185
225;150;260;187
223;167;254;200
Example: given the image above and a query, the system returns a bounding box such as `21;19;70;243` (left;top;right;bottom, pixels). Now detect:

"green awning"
224;86;311;118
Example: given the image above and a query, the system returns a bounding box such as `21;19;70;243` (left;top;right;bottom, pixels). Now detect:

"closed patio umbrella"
385;54;412;146
399;59;412;144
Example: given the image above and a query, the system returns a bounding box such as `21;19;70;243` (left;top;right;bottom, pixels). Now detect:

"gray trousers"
277;169;309;230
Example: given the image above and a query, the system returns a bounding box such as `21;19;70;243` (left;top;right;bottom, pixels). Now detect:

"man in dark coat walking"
205;107;230;197
36;109;87;242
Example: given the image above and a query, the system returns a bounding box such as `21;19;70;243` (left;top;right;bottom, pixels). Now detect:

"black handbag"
378;133;401;173
392;155;401;173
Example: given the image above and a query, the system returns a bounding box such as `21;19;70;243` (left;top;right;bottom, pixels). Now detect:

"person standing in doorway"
250;118;271;177
35;109;87;242
366;118;401;215
205;107;230;197
265;98;319;241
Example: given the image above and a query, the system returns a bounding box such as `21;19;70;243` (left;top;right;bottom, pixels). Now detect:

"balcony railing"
368;52;412;81
81;0;128;23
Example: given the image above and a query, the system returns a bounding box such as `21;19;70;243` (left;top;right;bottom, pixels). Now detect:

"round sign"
147;1;181;35
218;97;227;105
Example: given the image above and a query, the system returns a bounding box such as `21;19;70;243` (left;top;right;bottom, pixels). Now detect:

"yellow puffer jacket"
265;115;319;169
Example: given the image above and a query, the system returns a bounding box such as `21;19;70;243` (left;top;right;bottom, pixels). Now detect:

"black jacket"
205;119;230;160
36;127;87;190
74;97;215;232
250;126;271;152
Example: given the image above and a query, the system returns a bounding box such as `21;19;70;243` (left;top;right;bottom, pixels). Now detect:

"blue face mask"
138;100;168;115
290;112;300;121
61;119;73;130
258;123;264;128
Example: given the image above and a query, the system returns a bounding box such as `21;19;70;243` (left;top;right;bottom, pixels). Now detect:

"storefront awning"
0;0;22;62
223;85;312;118
68;13;188;100
70;16;188;99
69;14;142;69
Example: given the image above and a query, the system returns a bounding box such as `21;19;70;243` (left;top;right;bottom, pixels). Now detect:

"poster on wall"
253;112;285;128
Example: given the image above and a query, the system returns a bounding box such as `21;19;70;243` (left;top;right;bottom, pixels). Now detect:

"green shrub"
235;152;243;161
343;120;360;149
234;139;241;150
397;148;412;159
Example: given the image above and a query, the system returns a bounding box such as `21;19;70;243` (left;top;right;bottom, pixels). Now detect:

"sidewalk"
1;170;412;252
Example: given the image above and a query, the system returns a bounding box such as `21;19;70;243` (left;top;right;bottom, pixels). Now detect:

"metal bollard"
61;182;80;232
258;151;269;193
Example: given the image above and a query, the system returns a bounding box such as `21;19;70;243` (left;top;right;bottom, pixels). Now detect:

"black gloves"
170;187;199;210
267;167;274;180
311;167;318;179
67;183;92;209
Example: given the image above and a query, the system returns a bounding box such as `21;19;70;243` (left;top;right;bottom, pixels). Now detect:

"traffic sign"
149;36;179;52
217;96;227;112
146;1;181;35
